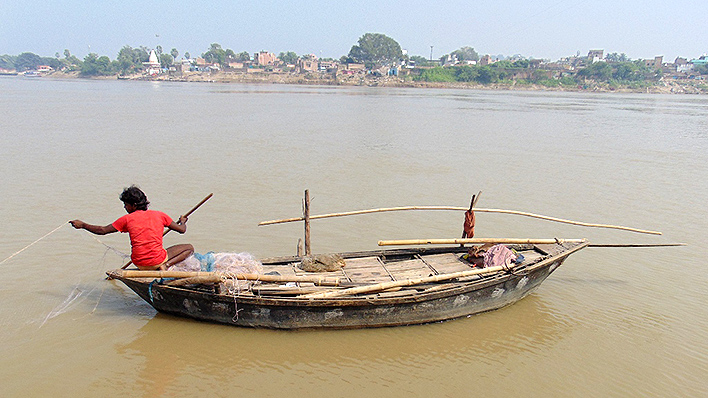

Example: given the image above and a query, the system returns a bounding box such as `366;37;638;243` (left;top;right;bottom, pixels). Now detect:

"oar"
120;193;213;270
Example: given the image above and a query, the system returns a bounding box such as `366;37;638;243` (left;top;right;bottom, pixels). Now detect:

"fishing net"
169;252;264;292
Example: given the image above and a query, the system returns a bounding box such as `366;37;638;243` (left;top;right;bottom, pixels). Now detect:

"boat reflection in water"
117;292;573;396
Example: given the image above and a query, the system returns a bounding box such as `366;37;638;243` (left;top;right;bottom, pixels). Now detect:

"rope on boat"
0;221;69;265
217;271;251;322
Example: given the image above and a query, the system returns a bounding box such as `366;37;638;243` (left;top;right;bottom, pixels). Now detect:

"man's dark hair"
119;185;150;210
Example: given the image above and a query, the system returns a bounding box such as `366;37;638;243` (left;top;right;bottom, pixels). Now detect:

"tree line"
3;33;706;82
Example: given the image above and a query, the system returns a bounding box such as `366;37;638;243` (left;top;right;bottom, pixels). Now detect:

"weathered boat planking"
107;239;588;329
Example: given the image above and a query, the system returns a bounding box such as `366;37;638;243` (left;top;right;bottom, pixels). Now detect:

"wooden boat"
107;239;588;329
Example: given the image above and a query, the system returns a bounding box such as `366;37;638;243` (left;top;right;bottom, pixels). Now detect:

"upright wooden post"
304;189;311;256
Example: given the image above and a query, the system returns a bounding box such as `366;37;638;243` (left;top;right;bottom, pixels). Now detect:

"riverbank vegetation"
2;32;707;94
413;60;674;89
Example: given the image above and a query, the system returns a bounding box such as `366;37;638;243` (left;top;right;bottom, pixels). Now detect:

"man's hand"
69;220;85;229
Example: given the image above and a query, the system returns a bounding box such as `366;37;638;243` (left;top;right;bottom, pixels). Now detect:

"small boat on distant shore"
108;238;588;329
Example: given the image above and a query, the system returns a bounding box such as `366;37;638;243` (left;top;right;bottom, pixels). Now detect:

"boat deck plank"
342;256;394;283
421;253;474;274
384;259;434;281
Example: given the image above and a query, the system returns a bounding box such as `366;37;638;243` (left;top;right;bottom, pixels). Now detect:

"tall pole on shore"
430;46;433;61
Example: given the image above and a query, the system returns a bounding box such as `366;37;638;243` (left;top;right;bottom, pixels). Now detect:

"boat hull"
113;246;578;329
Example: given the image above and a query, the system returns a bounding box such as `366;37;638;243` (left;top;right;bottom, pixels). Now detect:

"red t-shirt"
112;210;173;267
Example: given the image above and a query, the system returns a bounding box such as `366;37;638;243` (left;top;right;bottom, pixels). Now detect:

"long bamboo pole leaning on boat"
259;206;662;235
587;243;686;248
376;239;685;247
120;193;214;270
378;238;587;246
114;269;344;286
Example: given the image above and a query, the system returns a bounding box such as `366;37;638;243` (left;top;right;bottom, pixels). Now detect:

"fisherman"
70;185;194;270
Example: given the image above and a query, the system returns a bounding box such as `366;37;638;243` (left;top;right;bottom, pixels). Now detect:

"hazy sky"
1;0;706;62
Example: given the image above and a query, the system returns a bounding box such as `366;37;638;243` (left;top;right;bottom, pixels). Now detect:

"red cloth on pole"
463;209;475;238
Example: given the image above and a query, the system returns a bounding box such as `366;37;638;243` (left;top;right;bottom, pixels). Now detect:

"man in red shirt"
71;186;194;270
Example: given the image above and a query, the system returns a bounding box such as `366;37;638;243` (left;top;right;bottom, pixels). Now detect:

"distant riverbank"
36;70;708;94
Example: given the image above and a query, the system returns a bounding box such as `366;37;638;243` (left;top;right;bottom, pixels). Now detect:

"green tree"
80;53;115;76
203;43;227;66
235;51;250;62
409;55;434;66
606;52;630;63
14;52;42;71
451;46;479;62
184;51;191;59
170;48;179;60
347;33;403;68
694;64;708;75
278;51;298;64
476;65;499;84
0;54;17;70
61;49;82;70
159;53;173;68
155;45;163;55
577;62;613;80
491;60;513;68
40;56;62;70
454;65;479;82
512;59;529;68
116;45;148;74
613;62;641;81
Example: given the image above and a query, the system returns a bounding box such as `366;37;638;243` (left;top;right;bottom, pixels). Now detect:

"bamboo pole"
300;265;506;299
378;238;587;246
258;206;661;235
114;269;343;286
304;189;311;256
121;193;214;270
587;243;686;248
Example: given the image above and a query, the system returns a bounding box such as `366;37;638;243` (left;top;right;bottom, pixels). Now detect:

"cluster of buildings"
140;47;707;82
161;51;365;77
429;49;708;79
552;50;707;75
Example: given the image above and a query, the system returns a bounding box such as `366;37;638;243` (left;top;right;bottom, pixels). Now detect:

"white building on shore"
143;50;161;75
